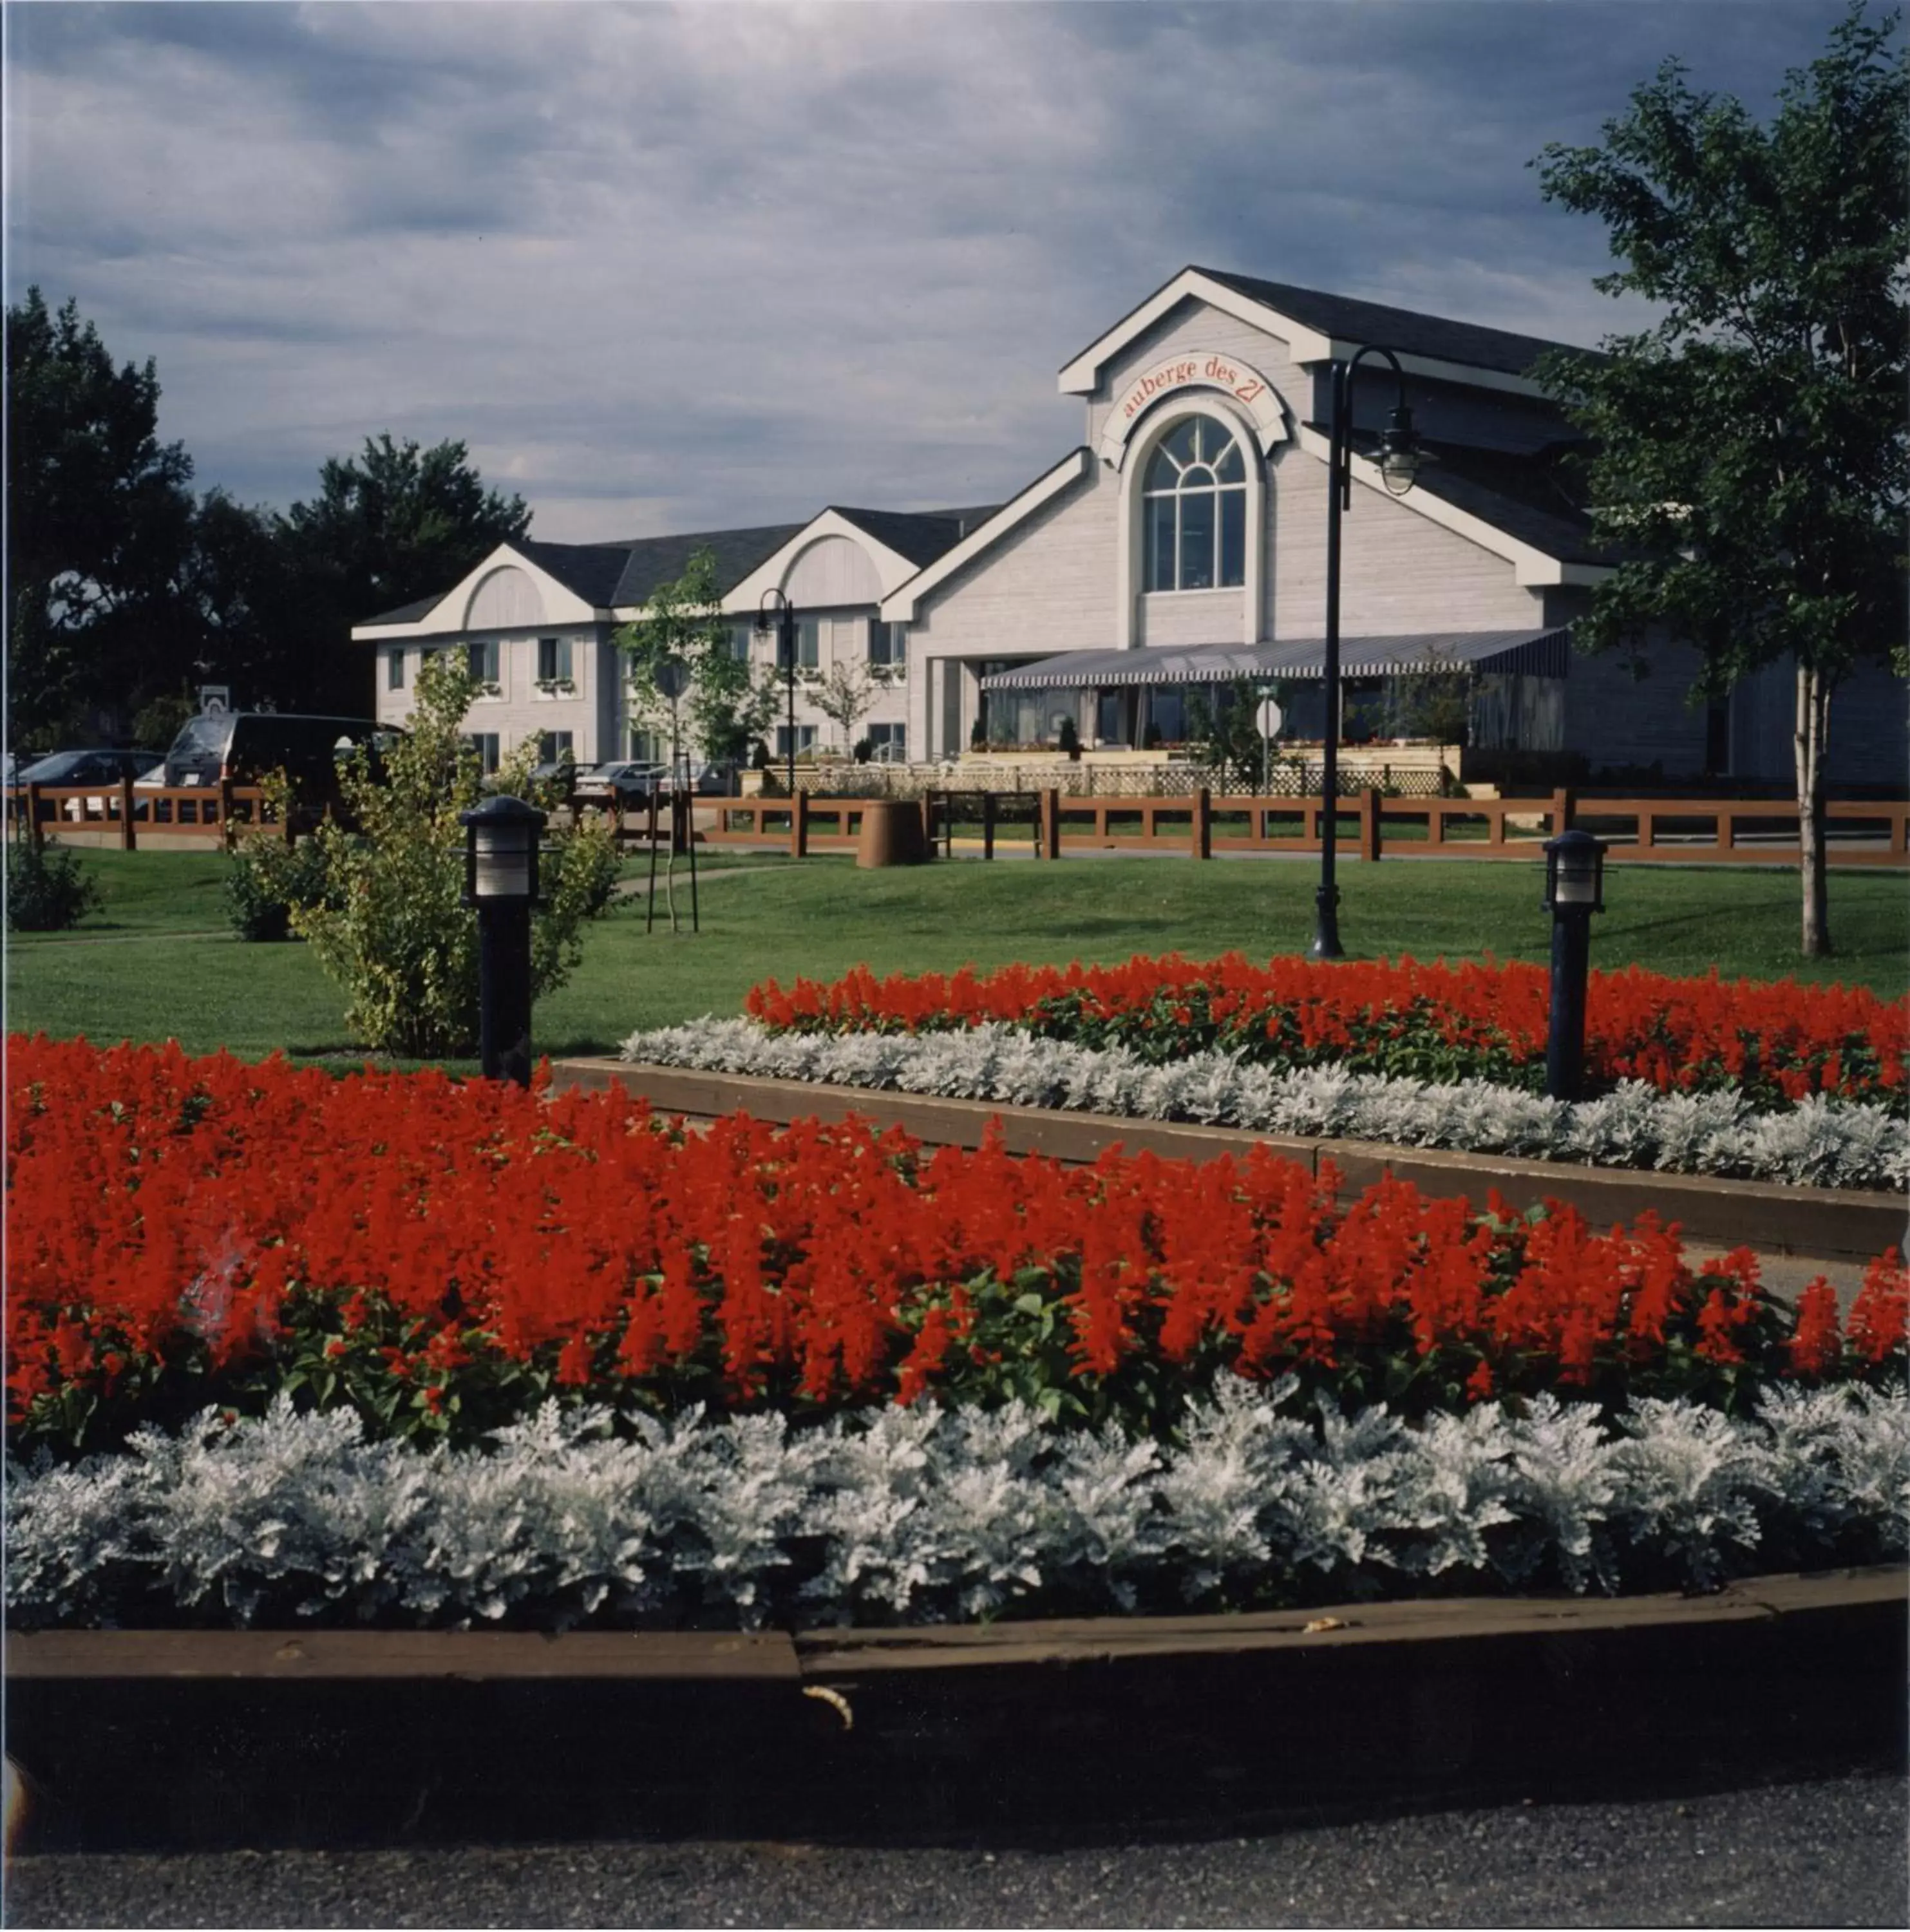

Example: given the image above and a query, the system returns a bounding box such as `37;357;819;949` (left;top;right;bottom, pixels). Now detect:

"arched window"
1142;417;1247;592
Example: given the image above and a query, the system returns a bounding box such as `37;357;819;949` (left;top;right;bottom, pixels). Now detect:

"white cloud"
5;0;1857;541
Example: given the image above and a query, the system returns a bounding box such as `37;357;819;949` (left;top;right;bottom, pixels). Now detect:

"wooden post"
218;776;236;851
26;783;44;851
1192;786;1211;860
792;788;809;858
1361;785;1381;864
1551;787;1574;837
1041;787;1061;859
118;773;137;851
918;792;935;857
982;791;996;861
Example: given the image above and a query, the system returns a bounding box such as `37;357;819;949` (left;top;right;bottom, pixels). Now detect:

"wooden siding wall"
1084;301;1313;451
784;536;884;607
1264;439;1542;639
465;566;545;629
908;468;1120;658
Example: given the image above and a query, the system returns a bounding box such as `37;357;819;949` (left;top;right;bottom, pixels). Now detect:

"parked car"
526;758;582;793
572;761;668;805
153;712;396;816
17;748;164;820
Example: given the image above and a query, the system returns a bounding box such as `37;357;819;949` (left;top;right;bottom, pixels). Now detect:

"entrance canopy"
978;629;1569;690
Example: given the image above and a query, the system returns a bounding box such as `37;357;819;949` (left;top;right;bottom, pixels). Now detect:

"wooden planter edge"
9;1566;1902;1683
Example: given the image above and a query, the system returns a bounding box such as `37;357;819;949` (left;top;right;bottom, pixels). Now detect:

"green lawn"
7;847;1905;1066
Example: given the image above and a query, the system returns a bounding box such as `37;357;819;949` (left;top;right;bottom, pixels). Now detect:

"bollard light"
462;793;544;905
1540;828;1606;1101
459;794;546;1085
1543;827;1605;913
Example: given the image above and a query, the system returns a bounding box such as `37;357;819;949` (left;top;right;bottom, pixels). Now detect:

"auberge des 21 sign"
1101;349;1287;466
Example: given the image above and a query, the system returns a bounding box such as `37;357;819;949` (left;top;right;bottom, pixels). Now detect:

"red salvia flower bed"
746;954;1909;1107
6;1034;1903;1456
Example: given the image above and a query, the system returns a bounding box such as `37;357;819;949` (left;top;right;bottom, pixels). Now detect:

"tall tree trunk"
1794;661;1832;957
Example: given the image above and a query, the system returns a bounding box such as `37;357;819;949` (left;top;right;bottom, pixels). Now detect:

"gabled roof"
832;504;1003;569
1195;268;1596;382
1327;427;1620;570
606;523;809;609
1058;265;1601;401
360;592;442;627
515;538;650;611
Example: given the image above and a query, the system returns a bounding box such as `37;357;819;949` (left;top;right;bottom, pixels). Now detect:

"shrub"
5;838;100;933
223;835;333;942
288;653;621;1056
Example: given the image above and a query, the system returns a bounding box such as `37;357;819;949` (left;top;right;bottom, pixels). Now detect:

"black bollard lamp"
1542;828;1605;914
1540;828;1605;1101
460;794;546;1085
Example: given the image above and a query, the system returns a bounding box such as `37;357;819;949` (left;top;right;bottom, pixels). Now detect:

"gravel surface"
7;1771;1904;1929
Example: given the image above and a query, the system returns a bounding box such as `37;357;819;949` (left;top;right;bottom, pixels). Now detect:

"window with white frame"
775;723;818;755
467;639;500;685
865;721;907;761
387;648;405;691
796;617;820;668
464;732;500;775
629;727;664;764
536;636;573;685
1142;417;1247;592
729;622;755;662
538;729;575;766
869;620;906;667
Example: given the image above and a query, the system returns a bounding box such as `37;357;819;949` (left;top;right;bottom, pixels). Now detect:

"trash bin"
856;799;927;869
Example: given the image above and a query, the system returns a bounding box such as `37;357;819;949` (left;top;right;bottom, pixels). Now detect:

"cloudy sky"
5;0;1860;544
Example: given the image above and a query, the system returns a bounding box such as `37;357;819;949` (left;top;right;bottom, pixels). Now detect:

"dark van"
160;712;395;809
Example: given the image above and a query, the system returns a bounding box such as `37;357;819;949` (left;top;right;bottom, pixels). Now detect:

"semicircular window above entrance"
1142;417;1247;592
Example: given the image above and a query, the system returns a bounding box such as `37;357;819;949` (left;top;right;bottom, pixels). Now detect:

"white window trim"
1119;400;1264;647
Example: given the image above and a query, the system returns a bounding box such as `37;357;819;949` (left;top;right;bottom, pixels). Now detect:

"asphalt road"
7;1770;1904;1929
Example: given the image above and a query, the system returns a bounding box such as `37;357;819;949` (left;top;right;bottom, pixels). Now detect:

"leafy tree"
274;652;619;1056
615;547;771;766
276;433;531;716
6;289;197;747
812;661;878;756
1186;678;1271;791
1533;3;1908;956
1383;654;1477;746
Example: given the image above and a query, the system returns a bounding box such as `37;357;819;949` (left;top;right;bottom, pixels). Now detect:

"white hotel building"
353;266;1906;785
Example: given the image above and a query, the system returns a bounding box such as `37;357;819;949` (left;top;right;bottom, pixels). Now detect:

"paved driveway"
8;1770;1904;1929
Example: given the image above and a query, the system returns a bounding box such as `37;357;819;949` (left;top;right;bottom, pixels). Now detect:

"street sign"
1256;695;1283;739
199;685;231;715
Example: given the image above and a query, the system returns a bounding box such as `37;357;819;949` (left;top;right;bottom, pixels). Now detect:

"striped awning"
978;629;1570;690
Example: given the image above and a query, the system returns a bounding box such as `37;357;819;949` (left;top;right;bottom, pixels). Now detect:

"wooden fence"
699;786;1910;866
5;779;289;849
12;779;1905;867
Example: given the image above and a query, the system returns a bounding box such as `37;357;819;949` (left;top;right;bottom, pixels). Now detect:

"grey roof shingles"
830;504;1003;568
1093;266;1604;382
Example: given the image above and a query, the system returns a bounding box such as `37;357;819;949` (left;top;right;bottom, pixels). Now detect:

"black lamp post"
1541;827;1606;1101
460;793;545;1086
755;589;799;798
1312;346;1430;960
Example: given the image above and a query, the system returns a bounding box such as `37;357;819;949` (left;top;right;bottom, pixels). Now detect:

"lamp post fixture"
460;793;545;1086
1312;345;1430;961
755;589;799;799
1541;827;1606;1101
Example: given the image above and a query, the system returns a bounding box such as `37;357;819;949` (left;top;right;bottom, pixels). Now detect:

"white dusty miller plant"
8;1384;1904;1631
619;1018;1909;1192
